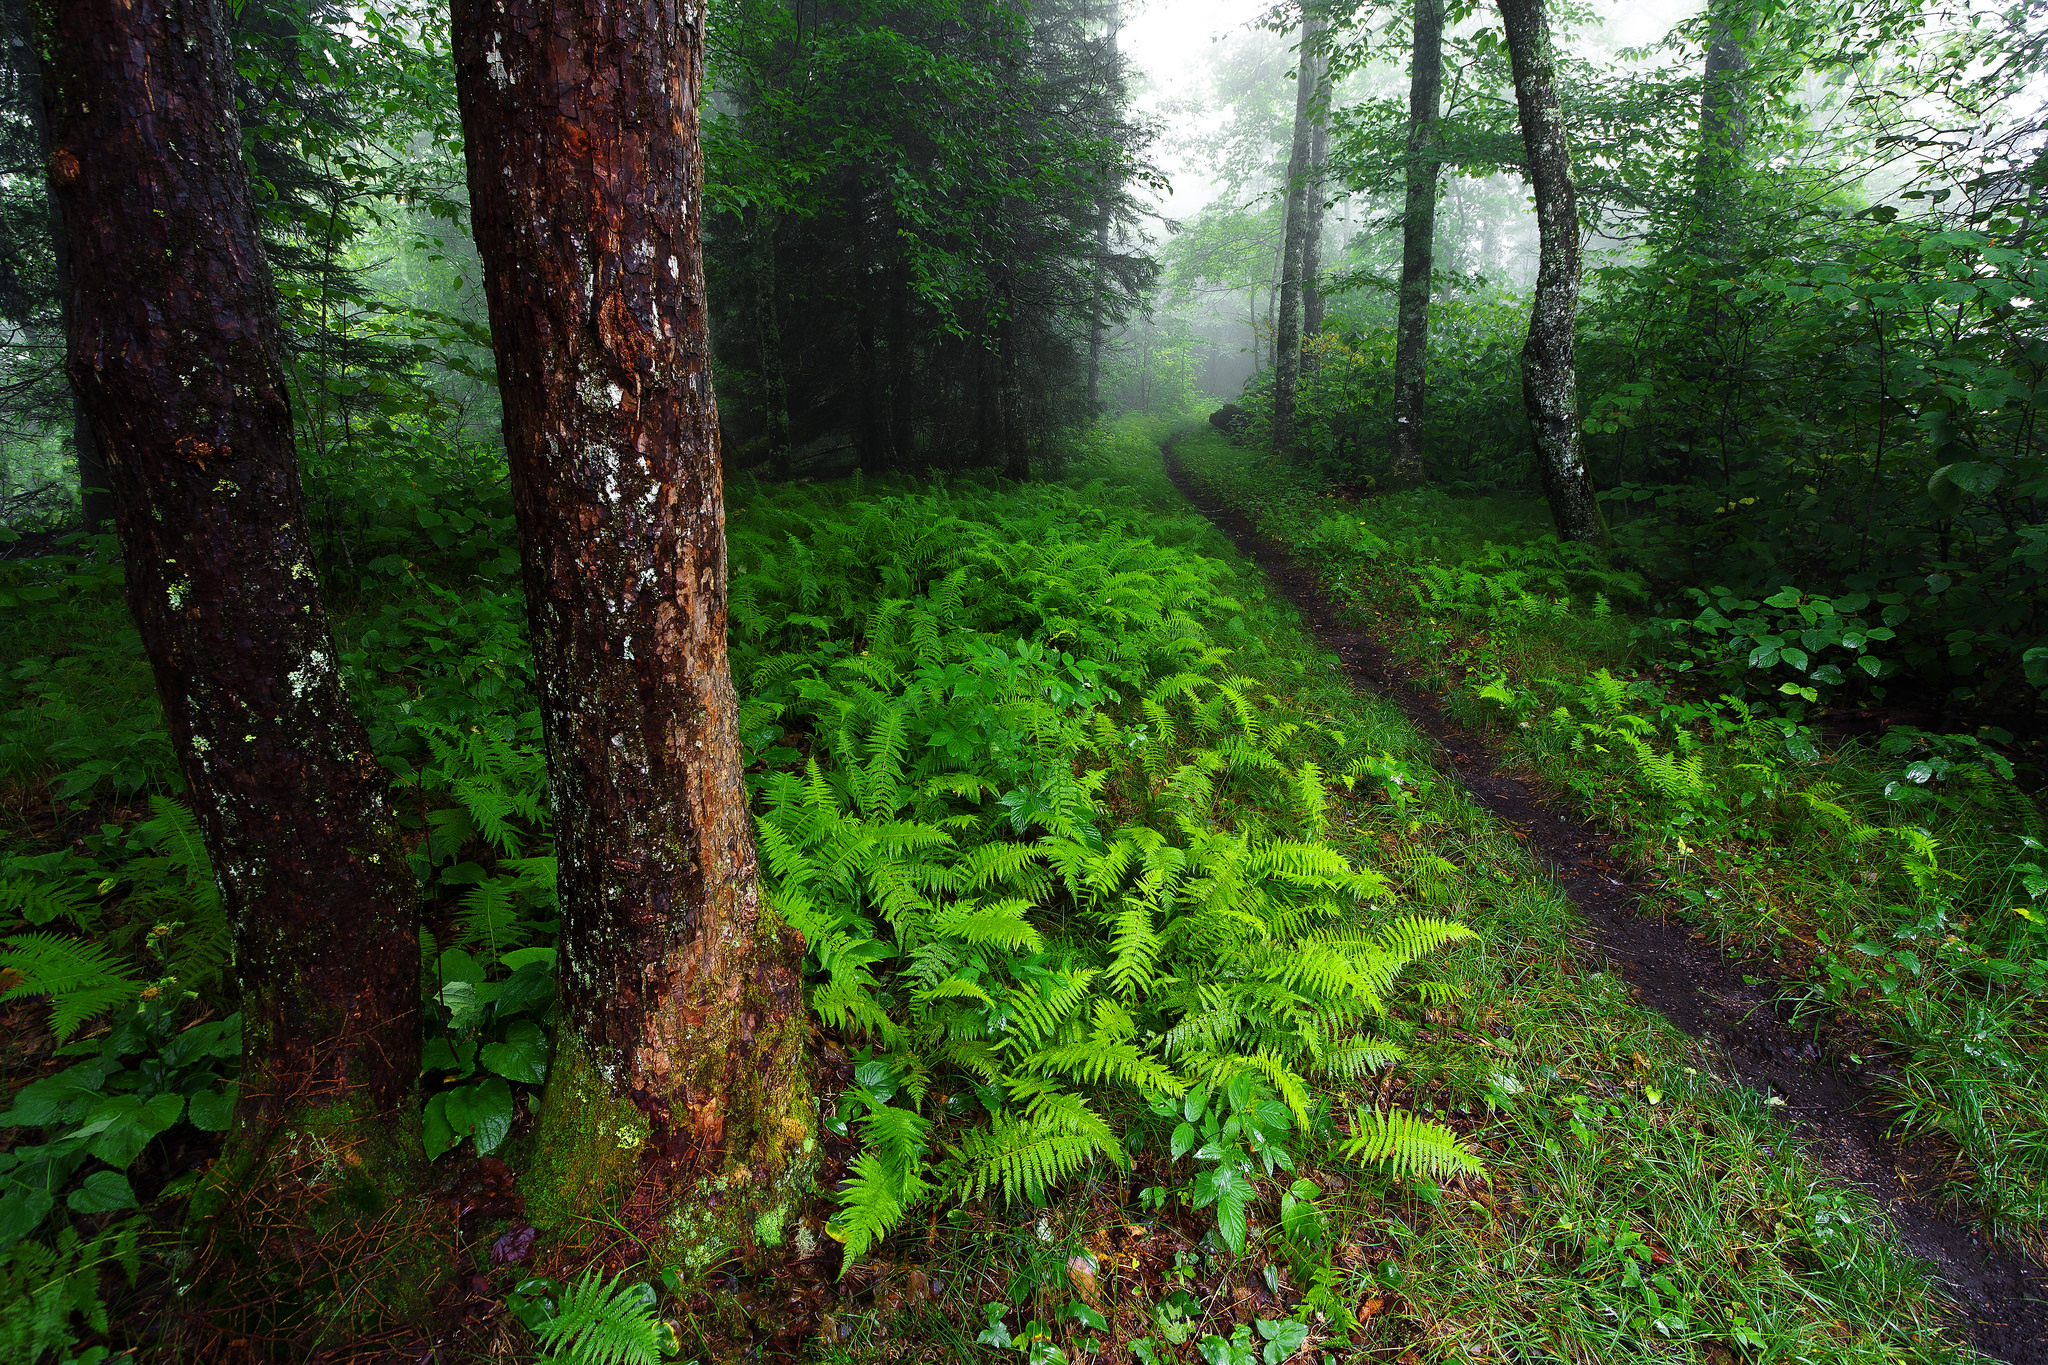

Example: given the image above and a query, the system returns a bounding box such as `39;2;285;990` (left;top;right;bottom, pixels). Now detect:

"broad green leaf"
480;1020;549;1084
188;1086;237;1132
67;1170;137;1213
0;1187;54;1247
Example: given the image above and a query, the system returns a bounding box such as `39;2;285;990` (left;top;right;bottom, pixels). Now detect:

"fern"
1340;1108;1486;1180
0;933;142;1040
946;1105;1117;1202
532;1269;664;1365
0;878;93;929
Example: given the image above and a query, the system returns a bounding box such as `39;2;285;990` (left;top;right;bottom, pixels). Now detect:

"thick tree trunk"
1499;0;1603;543
34;0;418;1144
1389;0;1445;489
451;0;812;1260
1301;105;1329;343
749;212;793;480
1271;21;1320;458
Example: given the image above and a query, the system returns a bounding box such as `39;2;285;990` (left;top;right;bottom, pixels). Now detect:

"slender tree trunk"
11;8;112;532
452;0;812;1258
34;0;418;1148
1499;0;1603;543
1389;0;1444;488
1301;101;1329;343
750;211;793;480
998;304;1028;480
1271;20;1321;457
1694;0;1750;253
1087;1;1120;416
1675;3;1752;484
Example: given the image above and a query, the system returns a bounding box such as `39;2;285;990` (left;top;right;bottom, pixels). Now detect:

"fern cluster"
729;484;1477;1258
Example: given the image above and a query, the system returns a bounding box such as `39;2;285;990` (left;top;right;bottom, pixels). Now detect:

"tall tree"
452;0;812;1251
1388;0;1445;488
1301;90;1330;342
2;0;108;529
1693;0;1751;251
1272;18;1322;457
1088;0;1122;416
33;0;419;1146
1498;0;1602;542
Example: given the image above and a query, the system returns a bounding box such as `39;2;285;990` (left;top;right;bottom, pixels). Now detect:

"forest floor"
1161;424;2048;1364
4;421;2045;1363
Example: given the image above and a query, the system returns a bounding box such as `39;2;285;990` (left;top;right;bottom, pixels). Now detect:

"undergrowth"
1174;420;2048;1256
0;416;1996;1361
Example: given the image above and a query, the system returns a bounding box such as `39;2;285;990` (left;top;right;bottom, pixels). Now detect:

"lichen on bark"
452;0;814;1265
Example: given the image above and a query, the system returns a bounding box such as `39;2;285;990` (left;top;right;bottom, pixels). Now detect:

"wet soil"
1161;435;2048;1363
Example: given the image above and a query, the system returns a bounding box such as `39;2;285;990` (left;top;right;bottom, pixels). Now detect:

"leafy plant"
528;1268;668;1365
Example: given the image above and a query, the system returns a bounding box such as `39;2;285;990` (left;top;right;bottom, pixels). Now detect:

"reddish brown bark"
451;0;810;1243
1499;0;1604;544
33;0;418;1128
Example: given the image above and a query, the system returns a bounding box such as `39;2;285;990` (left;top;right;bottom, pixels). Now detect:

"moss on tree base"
524;1012;818;1271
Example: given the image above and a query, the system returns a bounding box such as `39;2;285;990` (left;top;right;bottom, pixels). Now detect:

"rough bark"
1271;21;1321;458
451;0;812;1260
1301;101;1329;344
1499;0;1603;544
34;0;419;1140
1388;0;1445;489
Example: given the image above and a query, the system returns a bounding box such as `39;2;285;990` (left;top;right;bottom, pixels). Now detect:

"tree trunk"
1087;0;1120;417
1694;0;1750;253
1499;0;1603;543
1389;0;1444;489
750;211;793;480
451;0;812;1260
11;10;112;533
34;0;419;1147
1271;21;1321;458
1301;99;1329;344
998;304;1028;480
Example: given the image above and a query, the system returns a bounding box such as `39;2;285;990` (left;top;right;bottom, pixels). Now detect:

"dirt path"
1161;435;2048;1363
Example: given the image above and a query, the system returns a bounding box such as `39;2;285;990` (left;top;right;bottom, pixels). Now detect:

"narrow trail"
1160;434;2048;1363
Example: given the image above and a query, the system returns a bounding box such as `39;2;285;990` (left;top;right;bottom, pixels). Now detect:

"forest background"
1;0;2047;1361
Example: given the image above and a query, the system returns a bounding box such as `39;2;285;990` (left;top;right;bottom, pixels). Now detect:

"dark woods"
703;0;1157;482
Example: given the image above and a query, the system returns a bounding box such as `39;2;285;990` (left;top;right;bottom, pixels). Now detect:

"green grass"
1173;421;2048;1260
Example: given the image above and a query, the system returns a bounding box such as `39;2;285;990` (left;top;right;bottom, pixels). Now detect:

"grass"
1171;420;2048;1261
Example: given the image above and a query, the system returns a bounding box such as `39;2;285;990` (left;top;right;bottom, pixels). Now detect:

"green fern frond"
532;1268;664;1365
0;878;94;929
947;1108;1114;1202
1340;1108;1485;1181
1368;915;1478;967
930;900;1043;952
0;933;143;1040
1016;1040;1183;1096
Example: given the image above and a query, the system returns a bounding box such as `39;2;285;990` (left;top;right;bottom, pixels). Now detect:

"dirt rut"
1162;436;2048;1363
